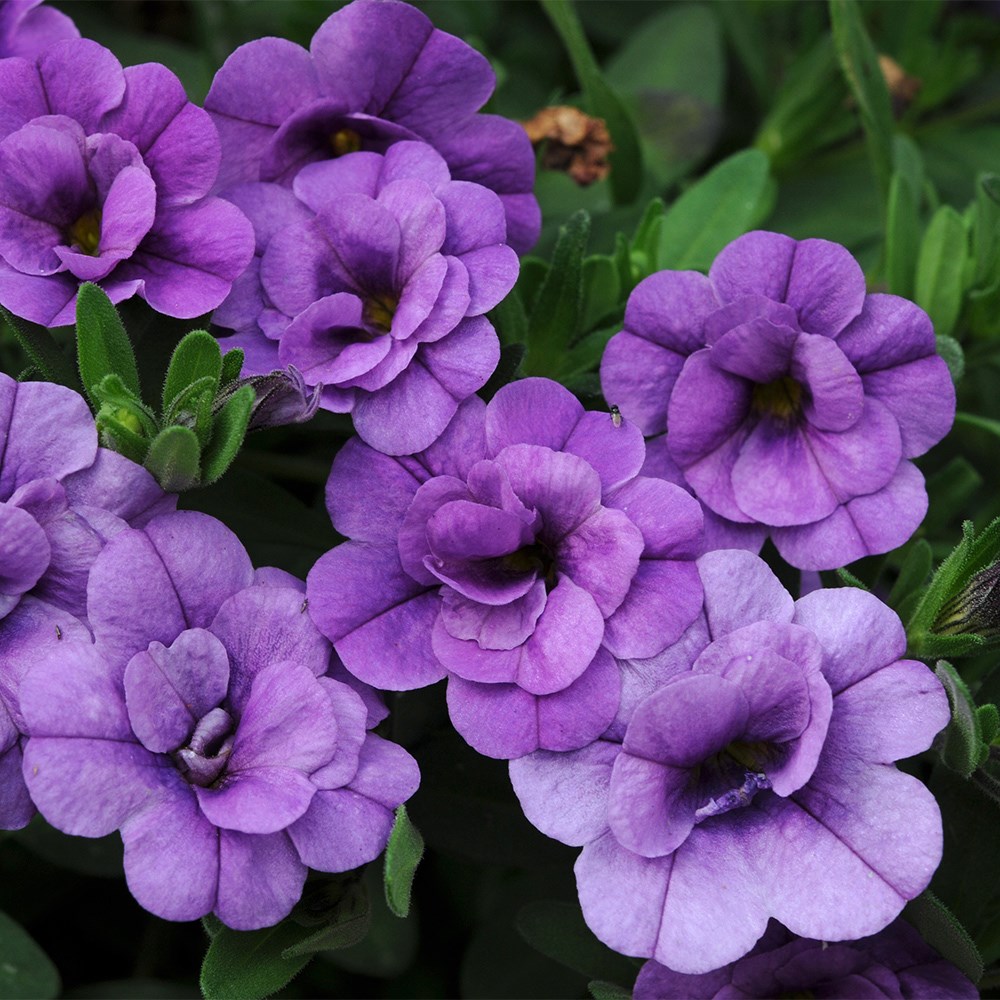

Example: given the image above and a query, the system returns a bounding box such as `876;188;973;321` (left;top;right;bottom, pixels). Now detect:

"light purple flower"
19;510;419;929
0;1;77;58
307;377;705;759
510;549;948;974
633;918;978;999
0;371;174;830
203;0;539;253
0;38;254;326
600;231;956;569
214;141;515;455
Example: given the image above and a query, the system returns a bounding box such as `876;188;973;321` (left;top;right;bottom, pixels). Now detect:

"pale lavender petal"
697;549;794;641
215;829;306;930
562;411;646;493
600;331;685;436
195;765;316;835
485;377;584;454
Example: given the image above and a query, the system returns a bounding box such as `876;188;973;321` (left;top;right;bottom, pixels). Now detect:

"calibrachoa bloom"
601;231;956;569
204;0;539;253
510;549;948;973
214;141;515;455
20;510;419;929
633;919;978;999
0;0;77;59
0;371;173;830
308;377;704;759
0;38;253;326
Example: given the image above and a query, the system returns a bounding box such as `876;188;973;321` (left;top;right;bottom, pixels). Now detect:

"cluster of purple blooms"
0;0;973;994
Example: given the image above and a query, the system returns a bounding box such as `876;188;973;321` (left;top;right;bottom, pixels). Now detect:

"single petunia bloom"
0;371;174;830
203;0;539;253
0;38;254;326
307;377;705;759
214;141;515;455
0;0;77;58
20;510;419;929
600;231;956;569
510;549;948;973
633;918;978;999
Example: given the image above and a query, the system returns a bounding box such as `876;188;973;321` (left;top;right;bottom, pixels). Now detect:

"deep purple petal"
599;331;685;436
216;829;306;930
38;39;125;130
561;410;646;494
195;765;316;836
485;377;584;455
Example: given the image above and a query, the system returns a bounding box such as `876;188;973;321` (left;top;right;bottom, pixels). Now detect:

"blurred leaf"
282;878;370;958
162;331;223;414
481;342;526;400
580;255;621;331
916;206;969;339
830;0;895;208
904;892;983;984
516;900;639;983
886;171;920;298
75;283;141;406
0;306;77;390
66;980;198;999
973;173;1000;288
201;385;255;486
145;425;201;492
0;911;60;1000
14;817;122;879
384;805;424;919
490;287;530;348
656;149;770;271
934;660;990;777
888;539;933;610
605;5;724;185
540;0;642;204
925;457;982;537
524;211;590;377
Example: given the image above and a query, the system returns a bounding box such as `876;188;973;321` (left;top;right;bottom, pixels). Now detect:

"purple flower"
633;918;978;999
510;549;948;973
0;372;173;830
203;0;539;253
600;231;956;569
214;141;514;454
0;38;254;326
20;510;419;929
307;377;704;759
0;1;77;58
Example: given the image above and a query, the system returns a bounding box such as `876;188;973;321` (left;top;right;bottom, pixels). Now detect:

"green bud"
934;561;1000;641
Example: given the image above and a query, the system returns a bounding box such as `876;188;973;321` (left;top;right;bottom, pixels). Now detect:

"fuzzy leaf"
200;923;312;1000
75;283;141;407
588;981;632;1000
524;211;591;377
384;804;424;919
1;307;78;390
220;348;245;387
904;892;983;984
145;425;201;493
201;385;255;486
934;660;988;777
162;331;223;415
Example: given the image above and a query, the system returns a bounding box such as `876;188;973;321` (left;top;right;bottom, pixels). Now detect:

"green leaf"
202;915;224;940
281;877;370;958
978;703;1000;746
490;286;530;348
588;982;632;1000
580;255;621;332
384;804;424;919
888;539;933;610
915;206;970;339
0;307;77;390
200;923;312;1000
219;348;245;387
0;911;60;1000
163;376;218;444
655;150;770;272
75;283;141;407
515;900;639;983
925;457;982;536
201;385;255;487
480;342;525;401
540;0;642;205
904;892;983;984
935;660;989;777
145;425;201;492
162;330;223;414
829;0;895;209
94;410;151;466
885;172;921;298
523;211;591;377
935;335;964;384
973;173;1000;288
836;567;869;591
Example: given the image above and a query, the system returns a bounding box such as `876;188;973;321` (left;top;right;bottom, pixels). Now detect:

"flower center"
751;376;803;421
67;208;102;256
693;740;776;822
329;128;362;157
362;293;398;334
501;542;557;589
172;706;235;788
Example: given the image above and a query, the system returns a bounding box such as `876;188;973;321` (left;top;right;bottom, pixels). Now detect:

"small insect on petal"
610;405;622;428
